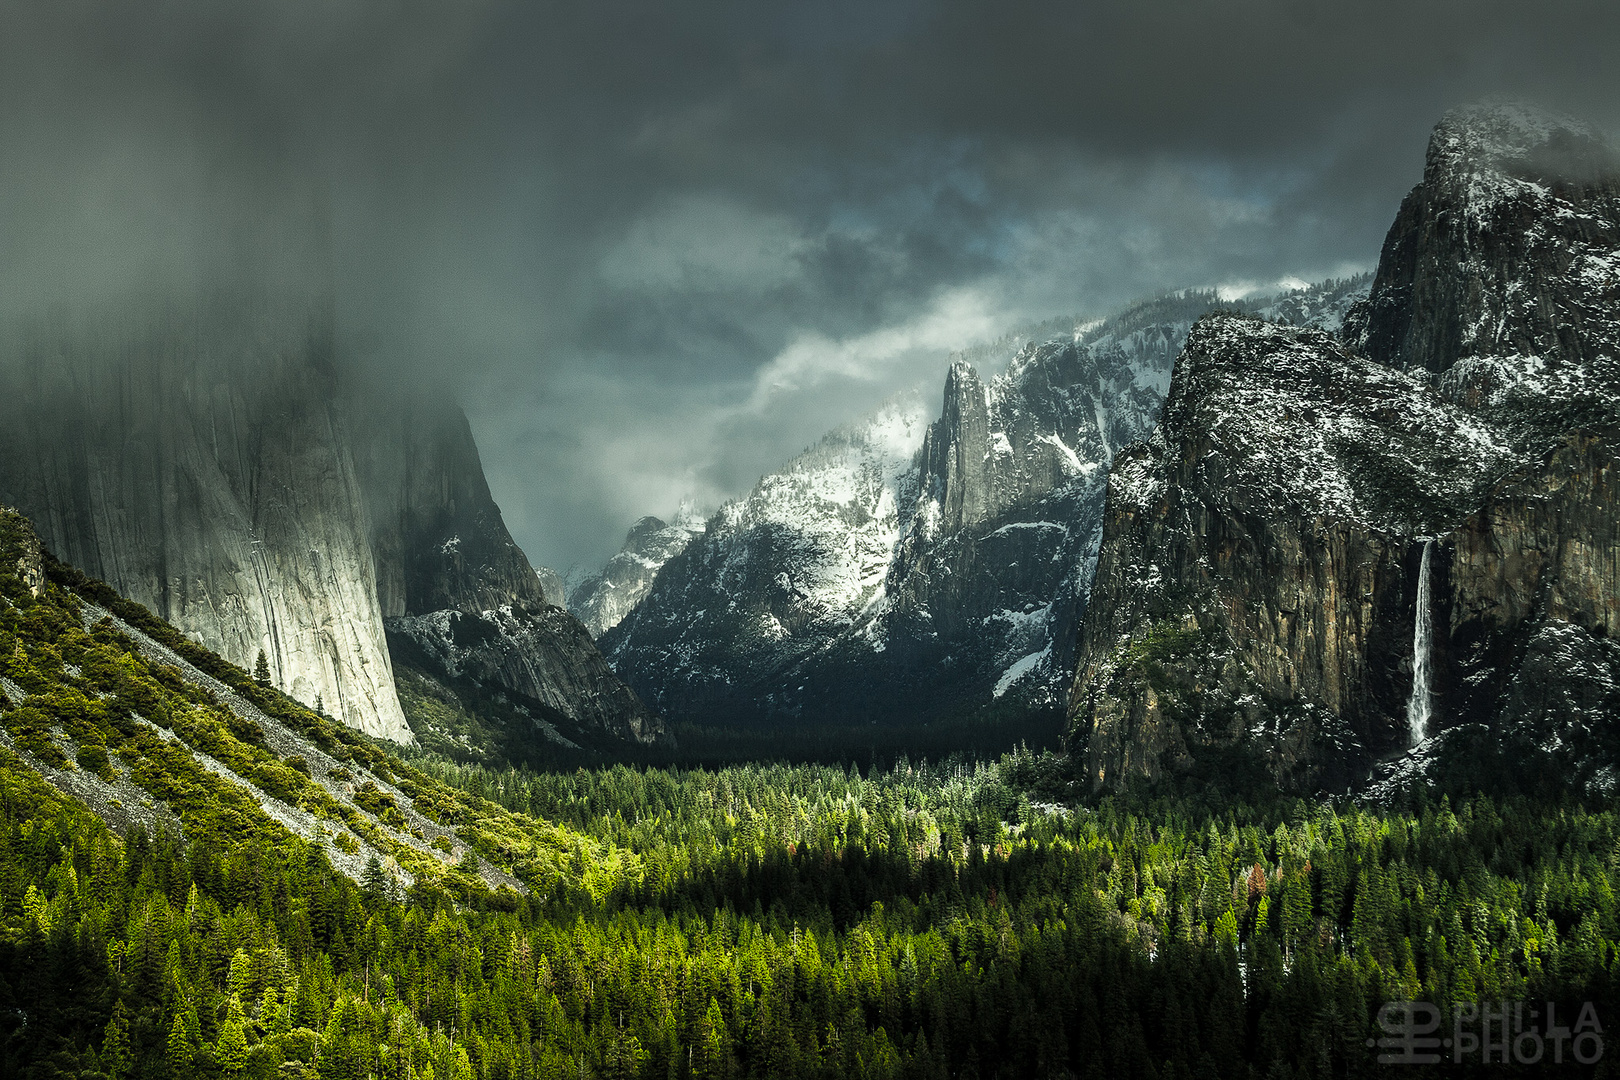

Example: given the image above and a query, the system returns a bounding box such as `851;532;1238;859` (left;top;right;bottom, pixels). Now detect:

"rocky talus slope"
1070;104;1620;793
602;280;1366;730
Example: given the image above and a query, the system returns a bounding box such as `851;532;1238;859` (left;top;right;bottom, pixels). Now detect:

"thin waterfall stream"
1406;539;1434;745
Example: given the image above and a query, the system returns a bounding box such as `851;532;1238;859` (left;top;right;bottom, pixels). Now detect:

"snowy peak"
1428;100;1617;191
1347;104;1620;410
567;509;707;638
714;389;930;625
601;277;1375;729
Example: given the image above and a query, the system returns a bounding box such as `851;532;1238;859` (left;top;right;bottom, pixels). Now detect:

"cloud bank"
3;0;1618;570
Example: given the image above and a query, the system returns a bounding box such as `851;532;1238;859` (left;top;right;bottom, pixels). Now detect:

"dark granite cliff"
1346;102;1620;409
357;394;668;752
1069;104;1620;792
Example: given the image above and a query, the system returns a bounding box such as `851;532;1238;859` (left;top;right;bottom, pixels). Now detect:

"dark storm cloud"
4;1;1618;572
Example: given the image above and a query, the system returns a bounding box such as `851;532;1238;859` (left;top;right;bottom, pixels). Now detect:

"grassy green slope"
0;506;635;904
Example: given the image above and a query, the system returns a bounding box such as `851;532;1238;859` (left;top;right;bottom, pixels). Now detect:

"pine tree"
1282;861;1314;949
697;998;730;1080
254;649;272;688
216;996;249;1075
166;1011;193;1080
102;1000;131;1080
362;855;388;906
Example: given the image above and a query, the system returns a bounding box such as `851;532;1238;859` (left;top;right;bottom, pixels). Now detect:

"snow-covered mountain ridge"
599;276;1370;729
567;507;706;637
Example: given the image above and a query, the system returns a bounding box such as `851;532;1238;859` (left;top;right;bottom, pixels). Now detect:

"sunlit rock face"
600;392;934;727
0;298;411;741
0;297;662;749
1071;104;1620;793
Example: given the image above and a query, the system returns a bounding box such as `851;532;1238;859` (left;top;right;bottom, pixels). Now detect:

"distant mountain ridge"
567;507;707;637
597;277;1370;730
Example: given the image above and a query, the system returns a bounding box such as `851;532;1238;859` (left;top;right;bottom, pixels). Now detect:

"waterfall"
1406;540;1434;746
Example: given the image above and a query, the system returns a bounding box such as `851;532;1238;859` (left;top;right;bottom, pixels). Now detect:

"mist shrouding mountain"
3;2;1619;571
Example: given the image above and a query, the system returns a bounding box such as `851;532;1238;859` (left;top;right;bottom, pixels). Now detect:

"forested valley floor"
7;744;1620;1079
3;512;1620;1079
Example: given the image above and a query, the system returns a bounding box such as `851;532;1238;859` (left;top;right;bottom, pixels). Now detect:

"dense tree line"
4;744;1620;1078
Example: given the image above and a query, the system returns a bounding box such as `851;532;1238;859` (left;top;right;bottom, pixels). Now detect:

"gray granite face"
0;295;661;749
0;299;411;741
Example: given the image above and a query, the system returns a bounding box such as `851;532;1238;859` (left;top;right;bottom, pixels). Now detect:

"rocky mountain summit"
0;297;660;754
1070;104;1620;793
602;280;1367;730
601;392;931;725
1346;101;1620;412
567;507;707;637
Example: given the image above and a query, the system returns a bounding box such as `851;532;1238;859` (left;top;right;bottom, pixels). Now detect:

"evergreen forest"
2;516;1618;1080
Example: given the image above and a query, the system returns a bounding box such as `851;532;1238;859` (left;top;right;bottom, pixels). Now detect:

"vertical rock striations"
1071;103;1620;792
0;298;411;741
1069;317;1515;789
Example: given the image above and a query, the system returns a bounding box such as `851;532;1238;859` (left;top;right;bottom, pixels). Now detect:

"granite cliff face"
0;298;660;751
356;394;667;750
0;300;410;741
601;281;1365;729
1068;316;1518;789
1070;104;1620;792
1346;102;1620;410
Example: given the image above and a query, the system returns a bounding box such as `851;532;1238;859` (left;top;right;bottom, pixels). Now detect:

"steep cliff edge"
0;299;661;752
350;391;667;752
0;300;410;741
1068;316;1518;789
1346;101;1620;411
1071;104;1620;792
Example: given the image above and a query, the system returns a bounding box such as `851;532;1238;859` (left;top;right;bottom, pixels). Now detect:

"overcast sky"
4;1;1619;573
